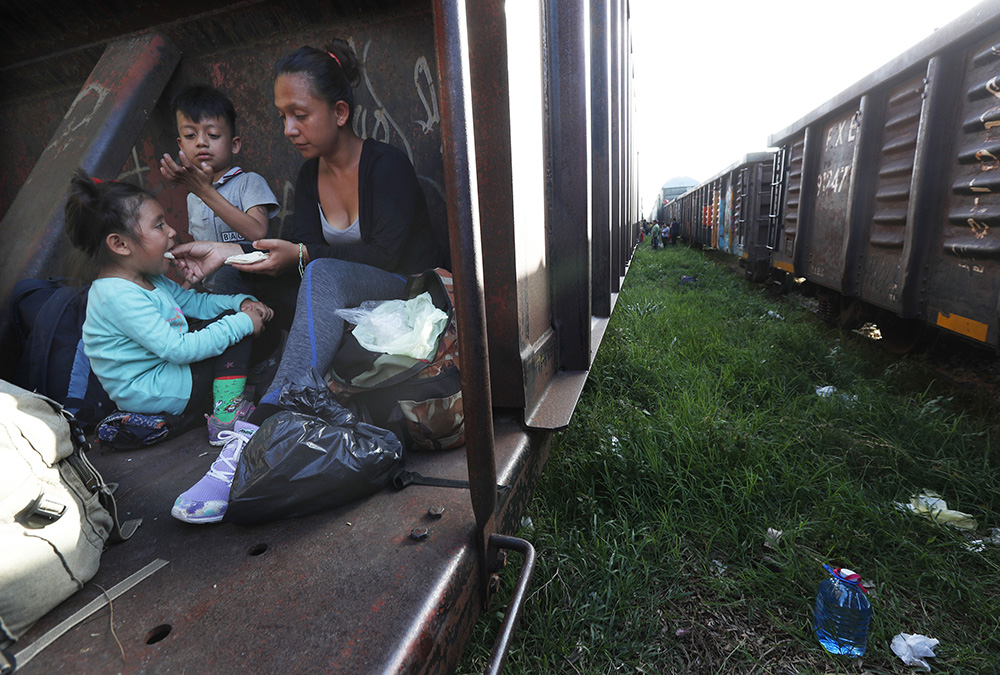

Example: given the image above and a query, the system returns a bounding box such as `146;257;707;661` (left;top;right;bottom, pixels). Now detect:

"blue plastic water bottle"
813;564;871;657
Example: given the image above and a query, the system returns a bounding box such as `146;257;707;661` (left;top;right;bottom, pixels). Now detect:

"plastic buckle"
30;495;66;521
18;493;66;527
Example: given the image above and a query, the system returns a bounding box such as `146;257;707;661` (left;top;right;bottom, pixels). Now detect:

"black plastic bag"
224;371;403;525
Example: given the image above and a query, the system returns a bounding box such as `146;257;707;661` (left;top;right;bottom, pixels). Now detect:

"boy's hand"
240;299;274;323
230;239;300;276
160;151;214;195
241;306;265;336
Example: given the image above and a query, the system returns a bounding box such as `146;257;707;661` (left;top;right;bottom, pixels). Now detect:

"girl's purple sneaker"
171;422;257;524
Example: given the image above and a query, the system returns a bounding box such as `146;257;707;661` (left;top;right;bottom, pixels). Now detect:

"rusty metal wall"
0;0;449;355
0;95;77;219
0;34;182;309
464;0;637;428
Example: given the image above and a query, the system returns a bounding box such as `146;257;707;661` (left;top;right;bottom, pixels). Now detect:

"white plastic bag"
891;633;939;671
336;292;448;360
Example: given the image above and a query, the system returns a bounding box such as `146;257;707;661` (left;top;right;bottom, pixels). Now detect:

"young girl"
64;169;272;453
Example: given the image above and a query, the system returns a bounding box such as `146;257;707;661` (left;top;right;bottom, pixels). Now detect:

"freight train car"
767;1;1000;351
0;0;638;672
663;152;774;280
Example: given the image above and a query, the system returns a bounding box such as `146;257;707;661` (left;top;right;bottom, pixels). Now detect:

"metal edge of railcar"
0;0;639;672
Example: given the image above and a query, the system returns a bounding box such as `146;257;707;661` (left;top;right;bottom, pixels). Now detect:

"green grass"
460;245;1000;674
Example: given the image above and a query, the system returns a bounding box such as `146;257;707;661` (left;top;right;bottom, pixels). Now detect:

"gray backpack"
0;380;137;647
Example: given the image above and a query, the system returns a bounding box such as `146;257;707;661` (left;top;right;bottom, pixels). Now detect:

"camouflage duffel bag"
326;268;463;451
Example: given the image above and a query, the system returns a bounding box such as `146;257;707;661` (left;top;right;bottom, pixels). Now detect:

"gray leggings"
259;258;406;406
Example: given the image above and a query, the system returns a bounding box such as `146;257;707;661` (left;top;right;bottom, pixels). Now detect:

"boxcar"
767;1;1000;350
0;0;639;672
663;152;774;280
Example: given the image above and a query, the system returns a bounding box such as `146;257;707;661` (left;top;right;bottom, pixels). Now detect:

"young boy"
160;84;279;294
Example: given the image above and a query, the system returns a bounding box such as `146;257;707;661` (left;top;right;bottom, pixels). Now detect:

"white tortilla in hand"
224;251;269;265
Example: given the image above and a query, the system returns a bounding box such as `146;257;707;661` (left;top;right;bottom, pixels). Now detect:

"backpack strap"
62;410;141;543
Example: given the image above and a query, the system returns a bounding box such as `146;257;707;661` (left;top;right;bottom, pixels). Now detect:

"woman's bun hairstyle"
64;169;151;262
275;38;360;123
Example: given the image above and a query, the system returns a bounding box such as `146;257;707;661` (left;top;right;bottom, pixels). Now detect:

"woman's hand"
169;241;241;284
230;239;301;276
239;299;274;323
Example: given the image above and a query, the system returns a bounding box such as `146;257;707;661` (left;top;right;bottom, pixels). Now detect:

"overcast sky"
629;0;986;215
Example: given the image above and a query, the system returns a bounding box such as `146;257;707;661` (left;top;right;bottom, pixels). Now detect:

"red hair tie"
91;177;104;184
327;51;342;68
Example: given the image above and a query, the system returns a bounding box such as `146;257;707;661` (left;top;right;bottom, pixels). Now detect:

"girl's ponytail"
64;169;150;263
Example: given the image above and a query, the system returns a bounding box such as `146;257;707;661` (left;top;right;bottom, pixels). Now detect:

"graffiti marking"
976;148;1000;171
414;56;440;134
967;217;989;239
116;146;151;188
989;76;1000;99
47;82;112;155
350;38;414;162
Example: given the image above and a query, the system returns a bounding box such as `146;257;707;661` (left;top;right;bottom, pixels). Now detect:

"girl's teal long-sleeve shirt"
83;275;254;415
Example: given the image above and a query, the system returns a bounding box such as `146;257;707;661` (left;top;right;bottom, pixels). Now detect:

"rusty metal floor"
13;413;549;674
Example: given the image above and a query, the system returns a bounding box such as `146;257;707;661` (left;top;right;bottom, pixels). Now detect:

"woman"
170;39;444;524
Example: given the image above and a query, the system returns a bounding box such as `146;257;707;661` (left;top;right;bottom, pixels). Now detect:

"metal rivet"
410;527;429;541
428;505;445;518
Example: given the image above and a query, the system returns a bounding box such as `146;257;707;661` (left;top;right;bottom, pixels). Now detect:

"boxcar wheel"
770;269;791;295
876;312;928;354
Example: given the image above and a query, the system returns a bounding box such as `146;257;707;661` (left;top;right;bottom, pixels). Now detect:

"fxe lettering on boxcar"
823;113;859;150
